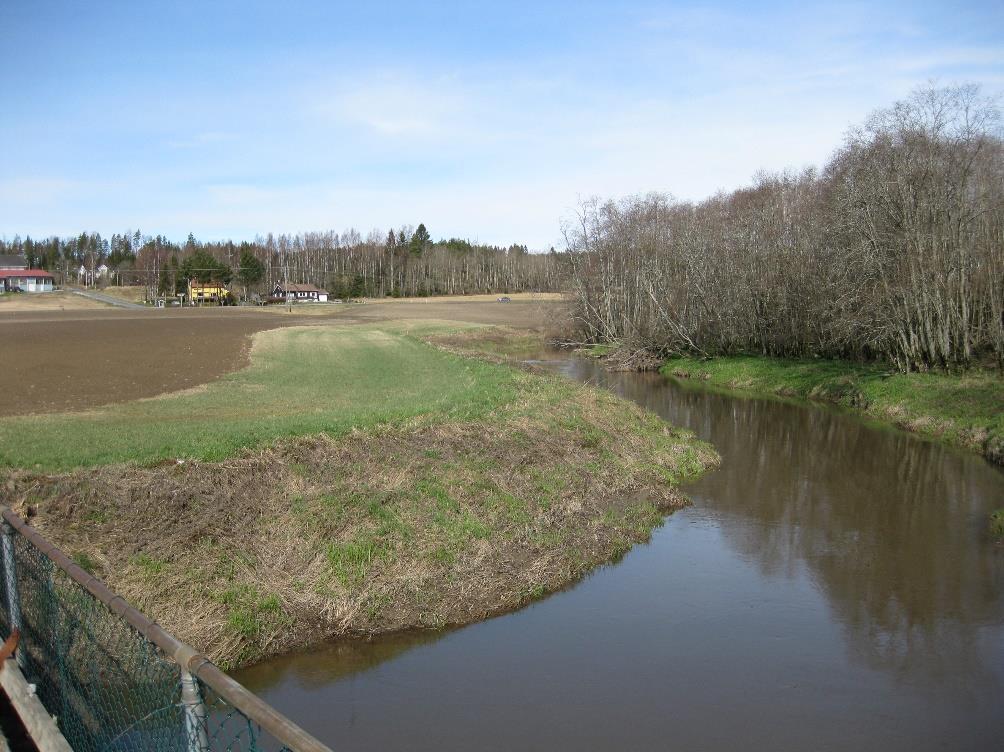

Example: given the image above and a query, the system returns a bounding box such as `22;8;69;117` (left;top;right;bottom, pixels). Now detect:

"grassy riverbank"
1;322;716;667
662;355;1004;464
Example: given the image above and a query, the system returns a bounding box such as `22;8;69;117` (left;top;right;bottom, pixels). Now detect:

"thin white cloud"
311;72;472;139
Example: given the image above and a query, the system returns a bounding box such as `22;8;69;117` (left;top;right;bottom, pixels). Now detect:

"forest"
564;84;1004;372
0;224;565;299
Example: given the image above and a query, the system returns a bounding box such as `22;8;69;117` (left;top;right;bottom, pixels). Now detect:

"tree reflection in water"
596;367;1004;694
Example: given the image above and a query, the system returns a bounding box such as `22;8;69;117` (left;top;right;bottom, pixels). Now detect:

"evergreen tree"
179;249;231;284
409;223;430;257
237;247;265;298
168;255;179;294
157;266;172;296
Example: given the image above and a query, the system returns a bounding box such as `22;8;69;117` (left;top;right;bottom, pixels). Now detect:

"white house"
0;269;55;293
272;283;328;302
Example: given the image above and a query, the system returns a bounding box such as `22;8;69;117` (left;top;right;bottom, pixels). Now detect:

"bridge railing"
0;508;332;752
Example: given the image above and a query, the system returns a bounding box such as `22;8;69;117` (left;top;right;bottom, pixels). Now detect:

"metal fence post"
43;561;72;729
181;669;211;752
1;521;25;670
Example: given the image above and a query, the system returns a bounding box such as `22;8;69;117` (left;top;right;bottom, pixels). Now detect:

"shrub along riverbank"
661;355;1004;464
0;322;716;668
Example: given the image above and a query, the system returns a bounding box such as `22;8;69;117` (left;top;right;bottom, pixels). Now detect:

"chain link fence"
0;509;331;752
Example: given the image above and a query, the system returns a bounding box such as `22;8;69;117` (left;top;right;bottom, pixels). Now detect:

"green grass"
0;324;523;470
662;355;1004;461
425;327;548;360
71;551;99;574
327;535;386;585
216;584;292;665
132;553;167;579
579;343;616;358
990;509;1004;540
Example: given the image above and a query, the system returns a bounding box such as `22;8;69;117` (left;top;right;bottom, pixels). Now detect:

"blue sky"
1;1;1002;249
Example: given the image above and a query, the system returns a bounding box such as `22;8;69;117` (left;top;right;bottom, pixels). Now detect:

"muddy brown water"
236;356;1004;751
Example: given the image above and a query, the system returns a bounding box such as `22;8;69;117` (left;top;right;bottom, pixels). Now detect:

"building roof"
0;255;28;269
0;269;53;278
275;283;328;294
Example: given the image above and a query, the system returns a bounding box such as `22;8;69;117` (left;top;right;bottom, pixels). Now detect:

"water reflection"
236;629;447;690
557;362;1004;692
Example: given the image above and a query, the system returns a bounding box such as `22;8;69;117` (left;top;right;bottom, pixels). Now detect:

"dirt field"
0;299;564;416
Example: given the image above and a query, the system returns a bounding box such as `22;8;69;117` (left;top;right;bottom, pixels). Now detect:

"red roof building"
0;269;55;293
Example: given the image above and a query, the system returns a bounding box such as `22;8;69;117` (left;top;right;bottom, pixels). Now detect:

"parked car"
497;296;511;303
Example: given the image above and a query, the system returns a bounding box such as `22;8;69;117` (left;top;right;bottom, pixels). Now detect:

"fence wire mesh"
0;516;319;752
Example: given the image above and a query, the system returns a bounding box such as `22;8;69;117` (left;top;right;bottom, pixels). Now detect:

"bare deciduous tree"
564;84;1003;372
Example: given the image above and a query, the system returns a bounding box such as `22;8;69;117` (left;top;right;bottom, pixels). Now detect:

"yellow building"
188;279;230;305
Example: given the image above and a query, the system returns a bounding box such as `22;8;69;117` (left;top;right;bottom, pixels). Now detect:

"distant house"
0;255;28;271
272;283;328;302
0;269;54;293
188;279;230;305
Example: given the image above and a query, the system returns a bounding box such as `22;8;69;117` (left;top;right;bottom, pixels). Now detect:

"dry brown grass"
97;285;147;303
0;291;110;311
360;292;564;304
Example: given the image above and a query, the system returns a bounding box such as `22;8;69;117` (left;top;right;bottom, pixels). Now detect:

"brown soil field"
0;299;564;417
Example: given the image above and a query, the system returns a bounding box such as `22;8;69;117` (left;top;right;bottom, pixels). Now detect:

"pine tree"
409;223;430;257
237;247;265;299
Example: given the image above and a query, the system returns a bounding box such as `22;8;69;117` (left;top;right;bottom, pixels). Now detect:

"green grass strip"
662;355;1004;461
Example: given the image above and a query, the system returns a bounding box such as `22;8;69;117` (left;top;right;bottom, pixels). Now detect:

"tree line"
564;84;1004;372
0;223;566;300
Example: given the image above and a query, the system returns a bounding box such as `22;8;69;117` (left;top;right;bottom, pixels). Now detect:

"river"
236;356;1004;751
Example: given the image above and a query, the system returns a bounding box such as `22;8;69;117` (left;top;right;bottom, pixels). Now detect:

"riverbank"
661;355;1004;464
0;322;716;668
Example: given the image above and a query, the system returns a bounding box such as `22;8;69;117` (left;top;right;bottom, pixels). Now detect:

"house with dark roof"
272;283;329;302
0;255;28;271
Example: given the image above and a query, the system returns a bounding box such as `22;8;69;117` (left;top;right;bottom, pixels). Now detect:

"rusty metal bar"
1;508;333;752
